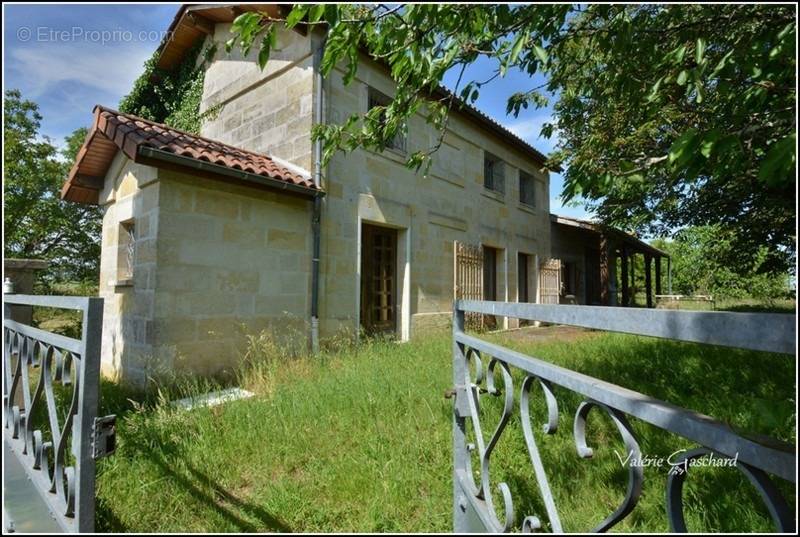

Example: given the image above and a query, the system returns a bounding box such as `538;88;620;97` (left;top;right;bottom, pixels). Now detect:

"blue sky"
3;3;588;219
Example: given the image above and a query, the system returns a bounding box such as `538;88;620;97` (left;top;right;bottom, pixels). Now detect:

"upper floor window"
368;87;407;153
519;170;536;207
484;152;505;194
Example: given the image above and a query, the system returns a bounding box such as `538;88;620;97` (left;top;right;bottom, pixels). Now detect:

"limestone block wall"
97;155;160;386
200;24;315;172
317;55;551;338
97;155;312;386
150;171;312;378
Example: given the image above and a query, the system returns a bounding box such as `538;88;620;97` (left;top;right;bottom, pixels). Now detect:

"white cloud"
507;111;560;154
550;196;592;220
9;41;152;99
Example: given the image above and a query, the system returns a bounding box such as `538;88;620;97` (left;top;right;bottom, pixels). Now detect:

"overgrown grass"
94;328;795;533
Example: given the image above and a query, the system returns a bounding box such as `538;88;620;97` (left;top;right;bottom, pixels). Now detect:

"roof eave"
137;146;322;199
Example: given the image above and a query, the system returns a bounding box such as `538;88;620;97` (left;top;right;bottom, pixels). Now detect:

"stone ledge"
3;258;50;270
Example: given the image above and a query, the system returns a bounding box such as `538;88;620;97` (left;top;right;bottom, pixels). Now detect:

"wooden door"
360;224;397;335
518;253;531;326
483;246;498;330
584;247;602;305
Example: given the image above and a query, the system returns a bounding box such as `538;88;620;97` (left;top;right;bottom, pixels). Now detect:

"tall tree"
229;4;796;273
650;227;792;301
3;89;102;282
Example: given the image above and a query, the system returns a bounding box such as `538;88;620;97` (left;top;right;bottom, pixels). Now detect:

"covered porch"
549;214;670;308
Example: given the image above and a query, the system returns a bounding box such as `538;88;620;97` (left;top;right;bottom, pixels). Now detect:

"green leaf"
669;128;699;166
694;81;705;103
695;38;706;64
676;70;689;86
510;32;529;64
309;4;325;23
258;44;271;70
673;44;687;64
646;76;663;103
758;134;796;187
699;130;722;158
285;6;308;28
257;26;276;70
711;50;734;77
533;43;548;65
224;37;236;54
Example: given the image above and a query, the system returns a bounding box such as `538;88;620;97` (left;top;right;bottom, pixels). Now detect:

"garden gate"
538;259;561;304
454;241;485;331
3;293;113;532
451;300;796;533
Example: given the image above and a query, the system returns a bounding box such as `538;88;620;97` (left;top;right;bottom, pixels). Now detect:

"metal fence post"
452;301;470;532
73;297;103;532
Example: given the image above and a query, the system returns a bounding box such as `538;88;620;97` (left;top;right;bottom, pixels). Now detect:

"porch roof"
61;105;319;204
550;213;669;258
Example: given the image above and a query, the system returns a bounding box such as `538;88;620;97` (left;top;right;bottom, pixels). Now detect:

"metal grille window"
519;170;536;207
117;221;135;282
368;87;407;152
484;152;505;194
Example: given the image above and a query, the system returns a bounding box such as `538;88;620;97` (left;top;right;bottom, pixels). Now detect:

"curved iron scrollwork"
666;448;795;533
4;327;82;518
454;342;795;534
461;348;516;532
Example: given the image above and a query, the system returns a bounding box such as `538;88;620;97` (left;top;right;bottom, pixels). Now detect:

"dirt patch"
493;324;599;345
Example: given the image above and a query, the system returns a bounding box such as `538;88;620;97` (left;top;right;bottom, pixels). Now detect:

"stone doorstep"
170;387;255;411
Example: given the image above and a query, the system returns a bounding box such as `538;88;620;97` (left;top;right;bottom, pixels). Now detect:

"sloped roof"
61;106;318;204
155;3;558;171
550;213;669;258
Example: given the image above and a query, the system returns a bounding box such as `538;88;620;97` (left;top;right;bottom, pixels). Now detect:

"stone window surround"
519;169;536;208
366;86;408;154
114;218;136;288
483;150;506;196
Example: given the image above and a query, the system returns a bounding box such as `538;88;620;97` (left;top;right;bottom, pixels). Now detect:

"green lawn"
95;327;795;533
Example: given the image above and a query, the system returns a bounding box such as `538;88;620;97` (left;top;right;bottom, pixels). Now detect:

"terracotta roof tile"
62;105;318;204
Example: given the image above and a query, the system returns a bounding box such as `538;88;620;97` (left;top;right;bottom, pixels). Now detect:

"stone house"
60;5;661;386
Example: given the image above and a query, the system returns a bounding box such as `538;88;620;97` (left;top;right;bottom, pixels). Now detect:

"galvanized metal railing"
452;300;796;533
3;293;111;532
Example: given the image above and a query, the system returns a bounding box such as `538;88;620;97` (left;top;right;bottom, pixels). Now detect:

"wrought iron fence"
3;293;109;532
451;300;796;533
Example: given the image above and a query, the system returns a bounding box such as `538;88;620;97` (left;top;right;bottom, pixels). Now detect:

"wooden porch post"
655;256;662;296
599;234;609;305
629;251;635;306
621;245;629;307
645;254;653;308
